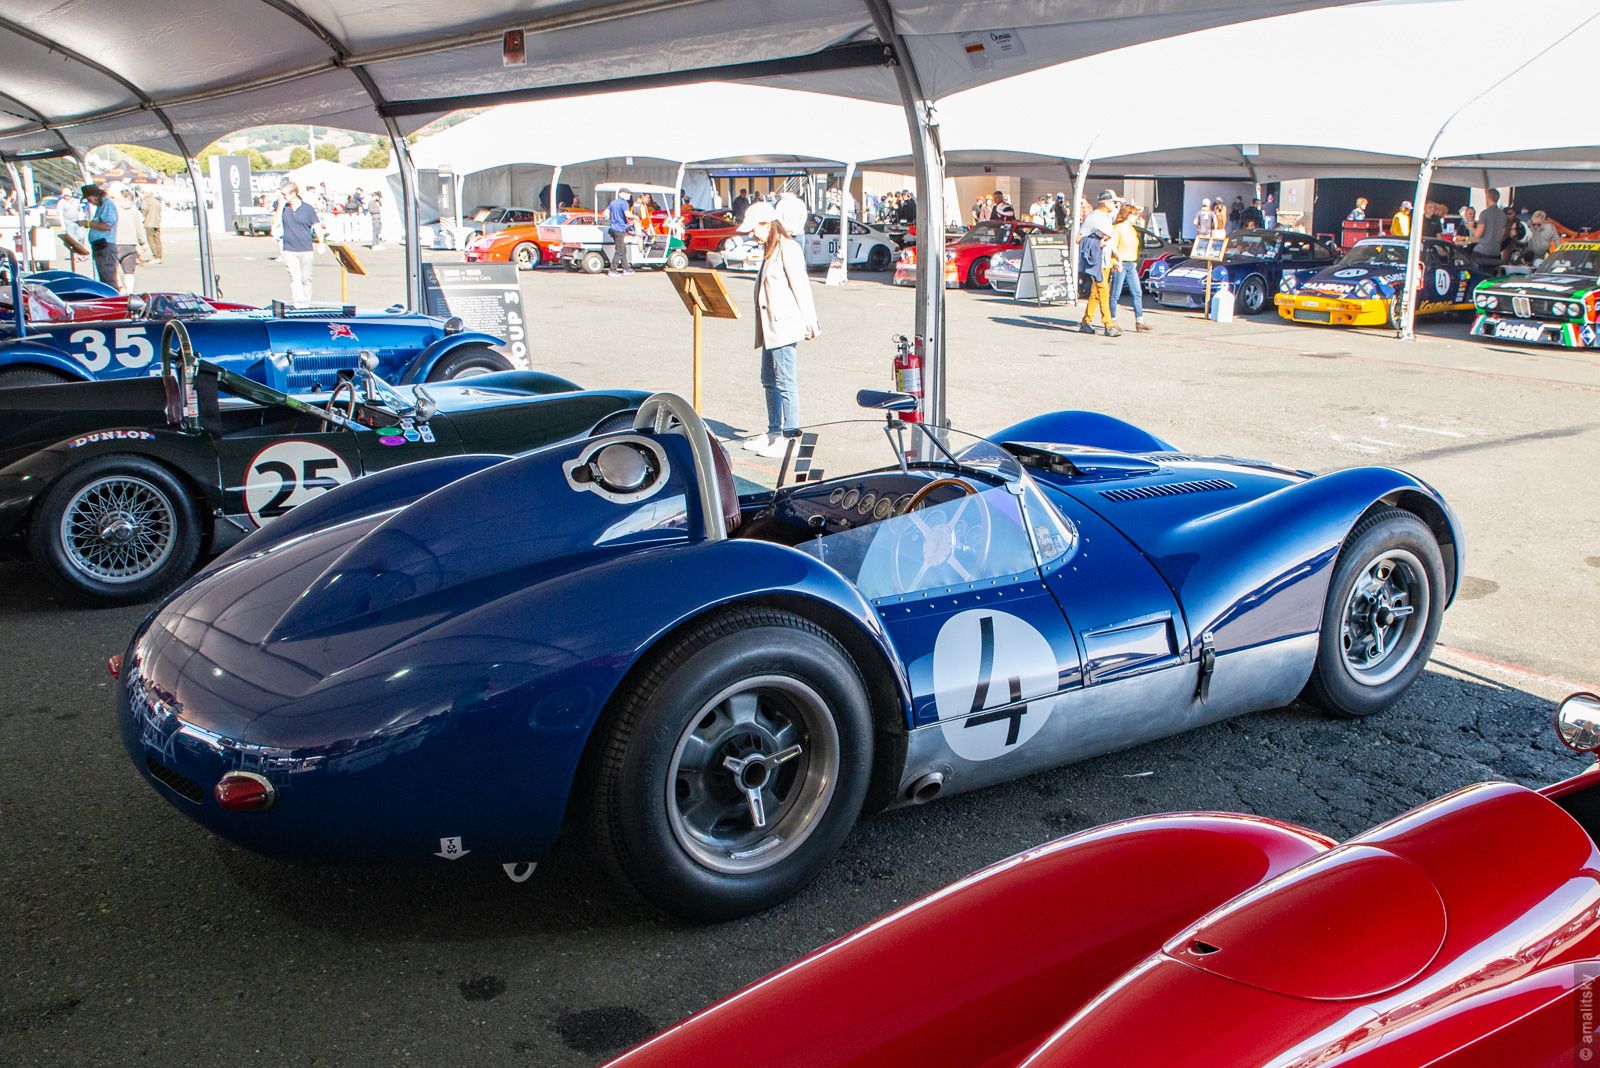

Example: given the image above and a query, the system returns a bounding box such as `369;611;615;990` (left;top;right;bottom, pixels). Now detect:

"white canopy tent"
0;0;1365;424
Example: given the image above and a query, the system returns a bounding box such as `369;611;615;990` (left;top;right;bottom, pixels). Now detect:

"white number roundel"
244;441;353;527
932;609;1058;761
1434;268;1452;295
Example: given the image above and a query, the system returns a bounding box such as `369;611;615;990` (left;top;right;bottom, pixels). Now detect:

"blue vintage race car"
25;269;120;301
1150;229;1340;315
116;392;1461;920
1;251;513;391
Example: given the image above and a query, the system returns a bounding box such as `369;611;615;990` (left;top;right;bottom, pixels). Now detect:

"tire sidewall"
30;454;201;606
428;345;514;380
867;245;892;272
1313;513;1445;716
1239;274;1267;314
512;243;536;270
614;623;873;919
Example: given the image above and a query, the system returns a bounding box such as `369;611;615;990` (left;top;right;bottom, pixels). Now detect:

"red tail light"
107;653;123;679
214;772;276;812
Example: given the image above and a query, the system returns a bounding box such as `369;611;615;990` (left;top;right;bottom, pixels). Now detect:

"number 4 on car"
115;390;1462;920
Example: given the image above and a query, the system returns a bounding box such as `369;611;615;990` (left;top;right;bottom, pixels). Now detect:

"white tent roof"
873;0;1600;181
0;0;1356;160
285;157;368;193
407;83;911;175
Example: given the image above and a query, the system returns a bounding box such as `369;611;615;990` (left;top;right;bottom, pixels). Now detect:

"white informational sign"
958;29;1027;71
1149;213;1170;240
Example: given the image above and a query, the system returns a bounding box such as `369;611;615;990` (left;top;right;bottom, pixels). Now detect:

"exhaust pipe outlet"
906;770;945;804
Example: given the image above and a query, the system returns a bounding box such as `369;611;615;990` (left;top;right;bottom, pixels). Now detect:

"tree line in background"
113;138;389;176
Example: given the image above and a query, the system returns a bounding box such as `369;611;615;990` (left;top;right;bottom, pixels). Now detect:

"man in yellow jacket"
1391;201;1412;237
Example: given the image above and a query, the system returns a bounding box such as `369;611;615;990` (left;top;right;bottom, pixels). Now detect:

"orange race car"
463;212;600;270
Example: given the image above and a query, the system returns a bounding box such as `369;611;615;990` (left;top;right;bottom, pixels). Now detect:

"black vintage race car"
0;321;646;605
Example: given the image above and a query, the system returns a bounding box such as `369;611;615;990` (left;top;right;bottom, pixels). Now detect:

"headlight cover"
1356;280;1377;298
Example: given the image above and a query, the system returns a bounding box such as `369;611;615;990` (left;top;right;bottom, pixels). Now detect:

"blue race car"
1277;237;1491;328
24;269;120;301
1150;229;1340;315
0;250;513;391
116;392;1460;920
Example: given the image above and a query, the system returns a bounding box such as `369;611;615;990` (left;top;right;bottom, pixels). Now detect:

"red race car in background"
2;283;253;334
463;212;601;270
892;219;1050;289
608;691;1600;1068
679;209;740;258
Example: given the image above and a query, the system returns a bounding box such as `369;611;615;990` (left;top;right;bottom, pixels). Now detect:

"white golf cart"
555;182;689;274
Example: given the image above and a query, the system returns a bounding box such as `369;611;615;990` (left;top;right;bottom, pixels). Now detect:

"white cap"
775;193;808;235
737;201;779;233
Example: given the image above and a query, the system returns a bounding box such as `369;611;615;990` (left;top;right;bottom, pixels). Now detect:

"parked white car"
709;213;898;272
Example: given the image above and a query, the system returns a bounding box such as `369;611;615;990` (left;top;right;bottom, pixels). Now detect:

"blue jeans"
760;344;800;434
1109;262;1144;319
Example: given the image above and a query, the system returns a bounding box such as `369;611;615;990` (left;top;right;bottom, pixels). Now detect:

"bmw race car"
1;321;644;605
1;250;514;391
1150;229;1339;315
1277;237;1490;328
606;694;1600;1068
116;391;1459;921
1469;240;1600;349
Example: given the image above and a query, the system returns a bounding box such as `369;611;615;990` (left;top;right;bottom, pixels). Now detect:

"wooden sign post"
1190;233;1229;317
665;267;739;411
325;242;367;303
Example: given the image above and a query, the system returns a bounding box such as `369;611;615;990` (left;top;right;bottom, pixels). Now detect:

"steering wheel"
890;477;993;593
325;378;358;422
633;392;728;540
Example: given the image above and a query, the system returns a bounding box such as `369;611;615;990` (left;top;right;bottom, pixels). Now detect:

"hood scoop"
1166;845;1445;1000
1100;478;1235;502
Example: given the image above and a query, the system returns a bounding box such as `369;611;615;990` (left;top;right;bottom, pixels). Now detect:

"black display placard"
1014;233;1073;304
421;262;527;367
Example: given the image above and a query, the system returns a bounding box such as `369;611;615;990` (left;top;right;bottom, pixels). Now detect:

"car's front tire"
512;243;538;270
1237;274;1268;315
589;607;874;921
427;344;515;380
866;244;892;272
29;455;201;607
1304;508;1445;718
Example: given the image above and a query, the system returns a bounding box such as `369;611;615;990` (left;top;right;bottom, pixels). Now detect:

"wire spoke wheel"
58;475;177;584
665;675;839;875
1339;547;1428;686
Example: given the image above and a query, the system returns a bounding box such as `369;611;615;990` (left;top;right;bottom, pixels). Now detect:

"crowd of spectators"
1357;189;1582;268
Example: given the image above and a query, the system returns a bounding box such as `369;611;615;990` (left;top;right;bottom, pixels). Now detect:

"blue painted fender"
0;343;93;381
989;411;1177;454
395;331;512;383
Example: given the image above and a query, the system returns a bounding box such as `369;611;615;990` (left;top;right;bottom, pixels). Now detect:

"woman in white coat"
739;201;820;459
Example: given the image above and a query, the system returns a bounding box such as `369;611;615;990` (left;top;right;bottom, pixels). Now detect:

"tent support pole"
550;165;564;213
5;161;34;271
384;116;423;311
1397;157;1434;342
865;0;946;427
1069;146;1095;305
163;129;219;300
836;161;856;284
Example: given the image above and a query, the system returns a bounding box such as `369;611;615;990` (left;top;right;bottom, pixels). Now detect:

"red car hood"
69;294;255;321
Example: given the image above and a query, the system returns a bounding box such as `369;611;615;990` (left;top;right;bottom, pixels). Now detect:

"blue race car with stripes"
0;251;514;392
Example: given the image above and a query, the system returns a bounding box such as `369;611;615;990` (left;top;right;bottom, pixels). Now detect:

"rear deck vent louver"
1100;478;1236;503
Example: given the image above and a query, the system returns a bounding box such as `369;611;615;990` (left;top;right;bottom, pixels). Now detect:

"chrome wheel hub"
666;675;839;875
1340;548;1428;686
60;476;176;584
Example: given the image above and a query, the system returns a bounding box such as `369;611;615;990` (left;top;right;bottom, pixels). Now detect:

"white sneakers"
740;433;791;458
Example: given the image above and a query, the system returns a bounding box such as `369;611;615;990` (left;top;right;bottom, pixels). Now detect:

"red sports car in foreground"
607;692;1600;1067
892;219;1051;289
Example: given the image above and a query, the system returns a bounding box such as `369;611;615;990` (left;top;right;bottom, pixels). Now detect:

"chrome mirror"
1556;693;1600;753
412;383;438;422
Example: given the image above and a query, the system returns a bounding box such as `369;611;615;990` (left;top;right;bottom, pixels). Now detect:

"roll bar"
632;392;726;541
2;248;23;339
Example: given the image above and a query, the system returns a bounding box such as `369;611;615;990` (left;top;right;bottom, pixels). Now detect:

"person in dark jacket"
731;188;751;223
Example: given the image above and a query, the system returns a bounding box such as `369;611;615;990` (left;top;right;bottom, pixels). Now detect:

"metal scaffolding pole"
385;116;423;311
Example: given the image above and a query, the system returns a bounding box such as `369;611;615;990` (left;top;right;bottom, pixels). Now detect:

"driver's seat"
707;432;743;535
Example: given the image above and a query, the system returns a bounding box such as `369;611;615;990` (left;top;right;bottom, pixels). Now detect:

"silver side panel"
892;634;1318;807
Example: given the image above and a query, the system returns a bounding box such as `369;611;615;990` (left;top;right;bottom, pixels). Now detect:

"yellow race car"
1276;237;1487;327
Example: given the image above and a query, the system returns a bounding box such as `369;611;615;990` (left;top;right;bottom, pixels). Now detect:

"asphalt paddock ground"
4;235;1599;1064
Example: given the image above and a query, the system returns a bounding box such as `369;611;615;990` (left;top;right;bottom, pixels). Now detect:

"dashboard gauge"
874;498;894;520
829;487;846;504
895;493;914;514
858;491;877;515
841;488;860;510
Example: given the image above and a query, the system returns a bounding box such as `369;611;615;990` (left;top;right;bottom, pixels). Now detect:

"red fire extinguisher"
892;333;923;423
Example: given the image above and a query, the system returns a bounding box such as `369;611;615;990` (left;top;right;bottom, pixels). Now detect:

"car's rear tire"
580;250;607;274
29;455;201;607
968;257;989;288
512;243;538;270
589;409;639;436
1303;508;1445;718
0;368;71;389
427;344;514;380
1237;274;1268;315
866;244;892;272
588;606;874;921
